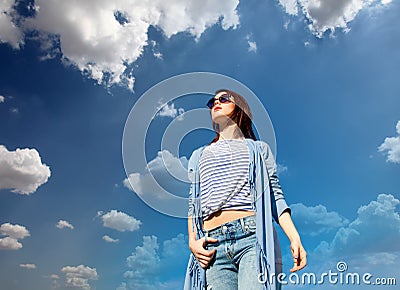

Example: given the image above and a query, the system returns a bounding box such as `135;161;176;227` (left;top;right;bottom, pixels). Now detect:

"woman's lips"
213;106;222;111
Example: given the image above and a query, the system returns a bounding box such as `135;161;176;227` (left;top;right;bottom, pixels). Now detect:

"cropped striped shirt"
199;138;252;220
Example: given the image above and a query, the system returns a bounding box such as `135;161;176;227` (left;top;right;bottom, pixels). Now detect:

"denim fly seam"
204;215;262;290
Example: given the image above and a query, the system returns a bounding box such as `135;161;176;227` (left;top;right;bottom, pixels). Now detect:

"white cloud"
0;145;51;195
103;235;119;243
156;101;185;119
312;194;400;260
98;210;141;232
56;220;74;230
7;0;239;90
378;120;400;164
116;282;127;290
0;237;22;250
0;0;24;49
125;235;160;280
0;223;30;239
364;252;396;265
278;0;393;37
153;52;163;60
122;233;188;289
150;40;163;60
291;203;349;236
282;194;400;285
279;0;299;15
0;223;30;251
19;263;37;269
61;265;98;290
245;34;257;53
123;150;188;200
157;100;185;121
0;95;4;103
247;40;257;52
10;107;19;114
277;163;288;174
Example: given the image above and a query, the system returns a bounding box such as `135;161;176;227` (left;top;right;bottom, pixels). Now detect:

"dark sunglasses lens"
219;95;231;103
206;98;215;108
206;94;232;108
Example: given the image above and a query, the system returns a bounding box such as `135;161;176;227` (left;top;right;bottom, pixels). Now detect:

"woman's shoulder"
246;139;271;152
188;144;207;165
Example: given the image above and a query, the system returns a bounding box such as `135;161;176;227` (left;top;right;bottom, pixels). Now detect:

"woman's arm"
278;211;307;272
259;141;307;271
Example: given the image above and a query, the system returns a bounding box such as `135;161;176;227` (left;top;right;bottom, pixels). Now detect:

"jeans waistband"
204;214;256;238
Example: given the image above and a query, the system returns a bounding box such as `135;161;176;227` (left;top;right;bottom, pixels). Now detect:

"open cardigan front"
184;138;290;290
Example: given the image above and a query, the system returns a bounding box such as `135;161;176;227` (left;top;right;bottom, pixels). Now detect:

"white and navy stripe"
199;139;252;220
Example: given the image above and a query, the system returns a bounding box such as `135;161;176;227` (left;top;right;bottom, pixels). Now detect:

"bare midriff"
202;210;255;231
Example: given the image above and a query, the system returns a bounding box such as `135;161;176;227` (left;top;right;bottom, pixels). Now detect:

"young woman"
184;89;306;290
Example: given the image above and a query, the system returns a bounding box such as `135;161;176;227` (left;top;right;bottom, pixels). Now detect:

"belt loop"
240;217;245;230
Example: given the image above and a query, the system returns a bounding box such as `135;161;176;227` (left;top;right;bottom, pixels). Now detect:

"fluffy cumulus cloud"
0;145;51;195
124;150;188;200
19;263;37;269
0;223;30;250
97;210;141;232
61;265;98;290
56;220;74;230
121;233;188;290
311;194;400;266
0;95;5;103
156;101;185;120
0;237;22;250
290;203;349;236
378;120;400;164
0;222;30;239
280;194;400;285
0;0;24;49
1;0;239;90
279;0;393;37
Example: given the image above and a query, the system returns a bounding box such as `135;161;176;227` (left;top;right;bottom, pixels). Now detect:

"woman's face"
210;91;235;122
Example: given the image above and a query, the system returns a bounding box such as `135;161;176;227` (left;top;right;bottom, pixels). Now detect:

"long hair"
210;89;257;144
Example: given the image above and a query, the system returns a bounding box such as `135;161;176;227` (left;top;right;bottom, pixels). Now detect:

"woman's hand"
277;211;307;272
290;239;307;272
189;236;218;269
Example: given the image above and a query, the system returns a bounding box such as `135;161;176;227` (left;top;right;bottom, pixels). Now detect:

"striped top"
199;138;252;220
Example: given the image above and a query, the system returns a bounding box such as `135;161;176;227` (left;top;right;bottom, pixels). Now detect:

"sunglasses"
206;94;234;109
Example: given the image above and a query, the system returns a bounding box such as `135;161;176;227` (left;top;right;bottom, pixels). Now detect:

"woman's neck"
216;123;244;141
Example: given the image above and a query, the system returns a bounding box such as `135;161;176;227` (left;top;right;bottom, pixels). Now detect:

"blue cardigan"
184;138;290;290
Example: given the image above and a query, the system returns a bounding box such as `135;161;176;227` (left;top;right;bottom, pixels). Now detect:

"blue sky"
1;0;399;289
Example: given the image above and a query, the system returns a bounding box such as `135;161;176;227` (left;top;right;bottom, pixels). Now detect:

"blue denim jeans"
204;215;262;290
